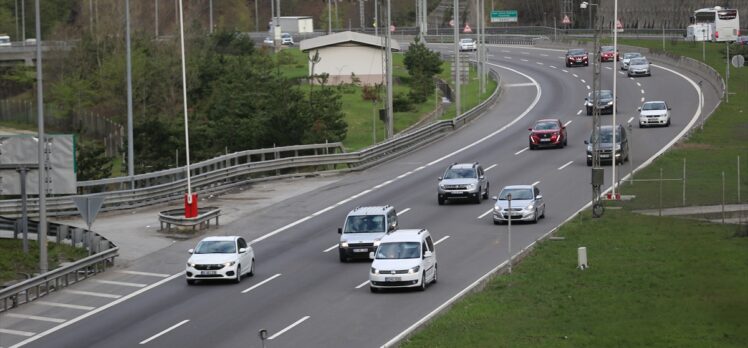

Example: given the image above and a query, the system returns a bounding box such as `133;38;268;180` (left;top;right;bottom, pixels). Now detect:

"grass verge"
0;238;89;285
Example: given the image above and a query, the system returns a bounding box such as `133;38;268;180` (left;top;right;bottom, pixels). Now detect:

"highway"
0;45;719;348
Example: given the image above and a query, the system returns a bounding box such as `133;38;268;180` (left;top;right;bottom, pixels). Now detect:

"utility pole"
155;0;159;37
359;0;365;30
591;9;603;218
374;0;378;36
126;0;135;188
33;0;47;273
385;0;393;138
328;0;332;34
611;0;618;198
453;0;461;116
254;0;259;32
209;0;213;33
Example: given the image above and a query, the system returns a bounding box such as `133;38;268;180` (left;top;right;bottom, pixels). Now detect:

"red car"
529;119;567;149
599;46;619;62
565;48;589;67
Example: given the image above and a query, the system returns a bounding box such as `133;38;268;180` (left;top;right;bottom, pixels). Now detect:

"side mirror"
637;107;641;111
491;196;498;201
188;249;194;254
369;252;375;260
536;195;543;200
337;227;342;234
584;140;589;144
667;107;672;110
528;128;533;131
584;97;589;101
479;175;485;180
239;248;247;253
423;251;433;258
437;177;443;181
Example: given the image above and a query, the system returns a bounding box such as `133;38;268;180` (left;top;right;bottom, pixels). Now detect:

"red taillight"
716;31;719;38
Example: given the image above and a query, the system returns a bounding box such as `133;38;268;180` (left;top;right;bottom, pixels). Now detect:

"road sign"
449;19;454;27
390;24;395;32
463;23;472;33
732;54;745;68
562;15;571;24
490;10;518;23
0;134;76;195
72;195;106;230
616;19;624;32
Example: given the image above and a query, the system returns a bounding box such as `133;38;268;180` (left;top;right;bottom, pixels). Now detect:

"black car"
565;48;589;67
585;90;615;115
584;124;629;166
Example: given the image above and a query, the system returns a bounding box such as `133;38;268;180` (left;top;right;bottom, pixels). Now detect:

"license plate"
540;138;550;142
385;277;401;282
200;271;216;275
353;248;367;253
601;154;610;158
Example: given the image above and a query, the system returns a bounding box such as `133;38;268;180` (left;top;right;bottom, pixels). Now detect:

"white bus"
687;6;740;42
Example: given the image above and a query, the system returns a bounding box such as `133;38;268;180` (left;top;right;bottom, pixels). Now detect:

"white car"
620;52;642;70
263;37;274;46
281;33;294;46
369;229;437;293
638;101;671;127
628;57;651;77
459;38;476;52
492;185;545;224
186;236;254;285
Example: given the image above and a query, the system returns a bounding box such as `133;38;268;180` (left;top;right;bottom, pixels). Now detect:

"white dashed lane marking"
532;181;541;186
36;301;94;311
242;273;282;294
641;97;645;102
268;316;311;340
117;270;170;278
0;328;36;337
485;163;498;171
355;280;370;289
540;53;548;57
564;120;573;127
504;56;512;59
434;236;450;245
577;109;583;115
323;244;337;253
586;85;591;90
636;82;641;87
397;208;411;216
580;79;586;83
562;69;568;73
641;89;645;94
558;161;573;170
520;59;528;62
536;62;544;65
572;73;578;78
5;313;65;323
139;319;190;345
628;117;635;123
514;147;529;155
550;65;557;69
478;209;492;219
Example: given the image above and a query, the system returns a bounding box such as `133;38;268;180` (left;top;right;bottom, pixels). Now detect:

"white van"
369;229;437;292
0;35;11;47
338;206;398;262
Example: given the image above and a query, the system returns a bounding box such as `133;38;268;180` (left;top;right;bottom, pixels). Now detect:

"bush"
393;93;414;112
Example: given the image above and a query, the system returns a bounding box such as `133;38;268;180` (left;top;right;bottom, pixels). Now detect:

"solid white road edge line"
397;208;411;216
478;209;492;219
5;313;65;324
381;59;706;348
268;316;310;340
558;161;573;170
485;163;498;171
355;280;370;289
323;244;337;253
139;319;190;345
9;272;183;348
242;274;282;294
434;236;450;245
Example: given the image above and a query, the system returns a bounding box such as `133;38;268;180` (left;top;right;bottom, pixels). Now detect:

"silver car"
627;57;651;77
437;162;489;204
492;185;545;224
620;52;642;70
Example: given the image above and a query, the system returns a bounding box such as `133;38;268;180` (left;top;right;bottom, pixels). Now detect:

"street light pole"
507;193;512;274
611;0;618;198
385;0;393;138
177;0;194;216
34;0;47;273
125;0;135;188
453;0;461;116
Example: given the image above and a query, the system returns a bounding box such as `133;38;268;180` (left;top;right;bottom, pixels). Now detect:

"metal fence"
0;216;118;312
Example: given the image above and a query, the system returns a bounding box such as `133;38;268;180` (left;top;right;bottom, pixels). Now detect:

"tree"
403;37;442;103
76;139;113;181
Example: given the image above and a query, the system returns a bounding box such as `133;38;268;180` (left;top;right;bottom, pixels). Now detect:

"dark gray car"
585;90;615;115
584;124;630;166
437;162;489;204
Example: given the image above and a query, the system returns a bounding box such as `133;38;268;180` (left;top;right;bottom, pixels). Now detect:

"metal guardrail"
0;216;118;312
159;207;221;231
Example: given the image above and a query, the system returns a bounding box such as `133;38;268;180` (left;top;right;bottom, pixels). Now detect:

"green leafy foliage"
403;37;442;103
76;139;112;181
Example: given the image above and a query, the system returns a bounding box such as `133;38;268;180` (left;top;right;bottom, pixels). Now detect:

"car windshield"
568;49;585;55
534;121;559;130
630;58;647;65
460;39;472;43
443;167;477;179
376;242;420;259
591;128;622;144
195;241;236;254
642;102;666;110
498;188;534;200
624;52;641;59
591;90;613;99
601;46;615;52
344;215;385;233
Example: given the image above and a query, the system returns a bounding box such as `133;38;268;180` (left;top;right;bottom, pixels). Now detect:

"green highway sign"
491;10;518;23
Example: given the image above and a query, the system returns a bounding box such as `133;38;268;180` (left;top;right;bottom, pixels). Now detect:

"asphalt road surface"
0;45;719;348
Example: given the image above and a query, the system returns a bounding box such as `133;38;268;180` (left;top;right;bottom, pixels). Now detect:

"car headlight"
187;262;195;268
371;267;379;274
526;204;534;210
439;183;445;189
615;144;621;151
373;239;381;247
494;206;501;212
408;265;420;274
224;261;236;267
340;241;348;248
607;101;614;106
465;183;476;190
587;145;592;152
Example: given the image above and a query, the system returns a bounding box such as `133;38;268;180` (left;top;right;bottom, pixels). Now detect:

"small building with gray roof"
299;31;400;85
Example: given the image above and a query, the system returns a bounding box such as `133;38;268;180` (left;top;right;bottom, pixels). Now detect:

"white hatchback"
638;101;671;127
369;229;437;292
186;236;254;285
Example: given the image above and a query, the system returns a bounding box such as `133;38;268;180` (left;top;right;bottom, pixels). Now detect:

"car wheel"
483;183;490;199
586;107;592;116
639;122;644;128
248;259;255;277
234;265;242;283
586;159;592;166
186;279;195;285
432;264;438;284
541;206;546;218
666;118;670;127
584;62;589;66
370;286;379;293
339;250;348;263
475;192;482;204
418;272;427;291
566;62;570;67
438;196;445;205
564;138;568;146
529;142;536;150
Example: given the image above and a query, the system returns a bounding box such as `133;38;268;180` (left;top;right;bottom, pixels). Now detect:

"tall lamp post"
177;0;196;217
580;1;597;30
582;0;604;217
507;193;512;274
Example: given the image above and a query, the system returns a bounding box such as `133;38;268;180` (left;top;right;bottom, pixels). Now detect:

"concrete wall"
598;0;748;30
308;44;385;84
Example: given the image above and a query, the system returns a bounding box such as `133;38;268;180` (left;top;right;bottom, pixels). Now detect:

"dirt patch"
673;142;715;150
